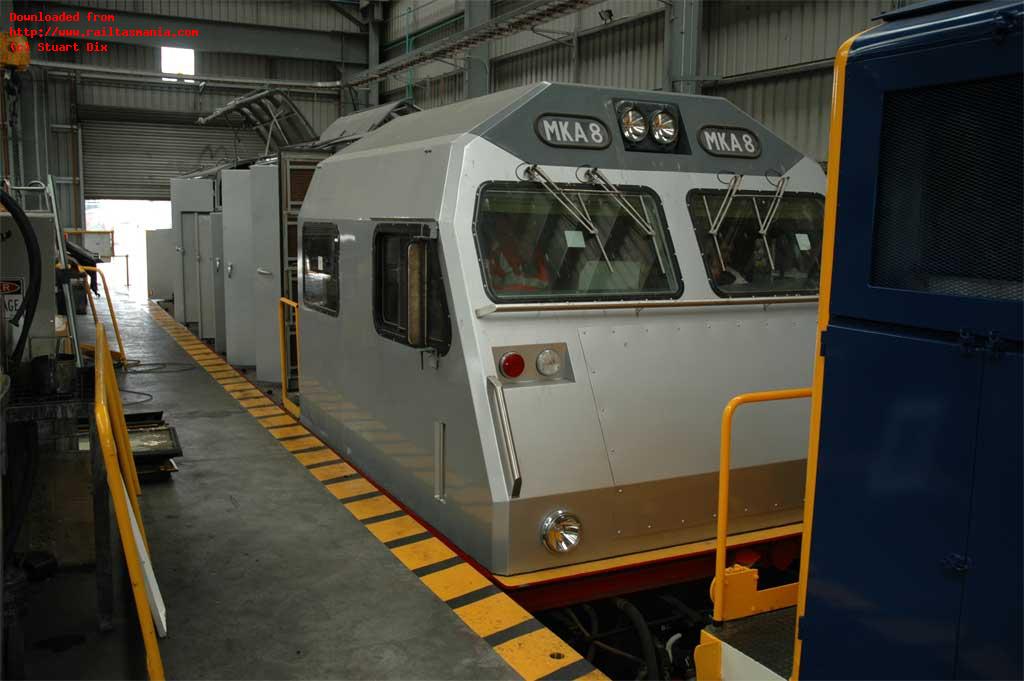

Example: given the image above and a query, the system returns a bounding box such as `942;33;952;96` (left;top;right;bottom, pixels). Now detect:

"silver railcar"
296;83;826;577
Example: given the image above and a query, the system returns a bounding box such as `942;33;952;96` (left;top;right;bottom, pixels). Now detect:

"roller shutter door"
81;120;267;200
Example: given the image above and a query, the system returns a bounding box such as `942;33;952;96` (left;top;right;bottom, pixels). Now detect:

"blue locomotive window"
473;182;682;302
687;188;825;298
302;222;340;316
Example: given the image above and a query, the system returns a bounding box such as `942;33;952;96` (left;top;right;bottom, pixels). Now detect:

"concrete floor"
26;293;515;680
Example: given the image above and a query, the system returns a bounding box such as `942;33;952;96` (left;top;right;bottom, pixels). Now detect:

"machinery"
296;83;826;578
694;2;1023;678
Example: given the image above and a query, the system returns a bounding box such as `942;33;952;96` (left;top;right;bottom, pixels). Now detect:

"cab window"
687;189;825;297
373;223;451;355
302;223;340;316
473;182;682;302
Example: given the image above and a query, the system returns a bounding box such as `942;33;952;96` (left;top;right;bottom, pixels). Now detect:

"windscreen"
474;183;681;302
687;189;825;297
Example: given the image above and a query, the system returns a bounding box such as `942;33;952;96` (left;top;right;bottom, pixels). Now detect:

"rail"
475;295;817;317
94;324;165;679
713;387;811;624
278;297;300;418
70;264;128;365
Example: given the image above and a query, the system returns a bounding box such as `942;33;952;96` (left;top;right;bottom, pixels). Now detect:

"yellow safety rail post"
713;387;812;625
278;297;300;418
65;262;128;365
95;325;164;680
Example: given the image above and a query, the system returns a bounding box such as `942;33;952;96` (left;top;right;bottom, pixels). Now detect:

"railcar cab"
296;83;827;579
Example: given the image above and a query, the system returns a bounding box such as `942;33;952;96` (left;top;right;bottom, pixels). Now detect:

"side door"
221;170;256;367
250;165;282;382
801;322;982;679
955;347;1023;679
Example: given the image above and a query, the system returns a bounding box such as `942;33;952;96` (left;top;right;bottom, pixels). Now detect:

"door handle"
256;267;272;276
227;263;234;278
175;246;183;253
487;376;522;498
214;257;222;273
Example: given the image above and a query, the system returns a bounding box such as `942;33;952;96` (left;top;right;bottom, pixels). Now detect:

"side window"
302;223;340;316
373;223;451;355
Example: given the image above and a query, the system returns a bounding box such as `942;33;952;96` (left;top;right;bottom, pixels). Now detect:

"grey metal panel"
145;228;175;300
491;44;573;93
249;165;282;383
82;121;265;200
221;170;257;366
706;69;834;162
479;83;805;174
0;213;56;354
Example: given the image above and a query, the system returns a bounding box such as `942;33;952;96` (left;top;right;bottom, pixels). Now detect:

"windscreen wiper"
525;164;614;272
583;167;666;275
748;175;789;273
701;173;744;270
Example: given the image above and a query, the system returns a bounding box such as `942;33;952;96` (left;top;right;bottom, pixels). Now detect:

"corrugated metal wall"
491;10;664;93
699;0;899;161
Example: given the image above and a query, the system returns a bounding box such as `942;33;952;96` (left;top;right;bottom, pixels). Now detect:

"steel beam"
463;0;491;99
665;0;702;94
23;2;368;64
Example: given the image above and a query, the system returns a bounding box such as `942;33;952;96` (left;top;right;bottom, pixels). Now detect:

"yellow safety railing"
73;264;128;365
278;297;300;418
94;324;164;680
713;387;812;624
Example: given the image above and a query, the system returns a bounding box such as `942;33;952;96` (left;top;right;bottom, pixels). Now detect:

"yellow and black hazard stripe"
146;303;606;681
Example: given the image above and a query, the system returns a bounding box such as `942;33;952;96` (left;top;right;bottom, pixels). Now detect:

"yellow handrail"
95;325;164;680
278;297;300;418
75;264;128;365
713;387;811;624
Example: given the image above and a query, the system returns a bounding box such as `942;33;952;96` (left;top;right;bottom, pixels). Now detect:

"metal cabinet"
221;170;257;367
145;229;175;301
170;178;213;325
197;212;226;353
249;165;281;383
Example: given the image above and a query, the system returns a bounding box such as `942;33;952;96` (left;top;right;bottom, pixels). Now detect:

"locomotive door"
801;324;982;679
955;349;1023;680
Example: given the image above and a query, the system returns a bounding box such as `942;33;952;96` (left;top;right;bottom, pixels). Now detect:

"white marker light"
536;348;562;377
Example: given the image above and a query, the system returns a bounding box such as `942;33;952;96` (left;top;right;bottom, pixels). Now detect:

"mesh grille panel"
871;75;1023;301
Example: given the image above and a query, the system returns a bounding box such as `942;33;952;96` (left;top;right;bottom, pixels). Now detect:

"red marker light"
500;352;526;378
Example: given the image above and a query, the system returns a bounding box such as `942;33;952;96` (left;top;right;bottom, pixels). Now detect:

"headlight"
650;110;678;144
619;108;647;143
540;510;582;553
535;348;561;377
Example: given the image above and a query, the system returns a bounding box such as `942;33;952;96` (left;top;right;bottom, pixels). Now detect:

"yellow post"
95;327;164;680
278;297;300;418
790;29;871;681
713;387;811;624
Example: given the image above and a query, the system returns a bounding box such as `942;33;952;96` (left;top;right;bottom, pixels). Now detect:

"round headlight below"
651;110;678;144
536;348;562;377
619;108;647;143
540;510;582;554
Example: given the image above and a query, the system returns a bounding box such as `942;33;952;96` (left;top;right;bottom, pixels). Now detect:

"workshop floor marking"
146;302;606;681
